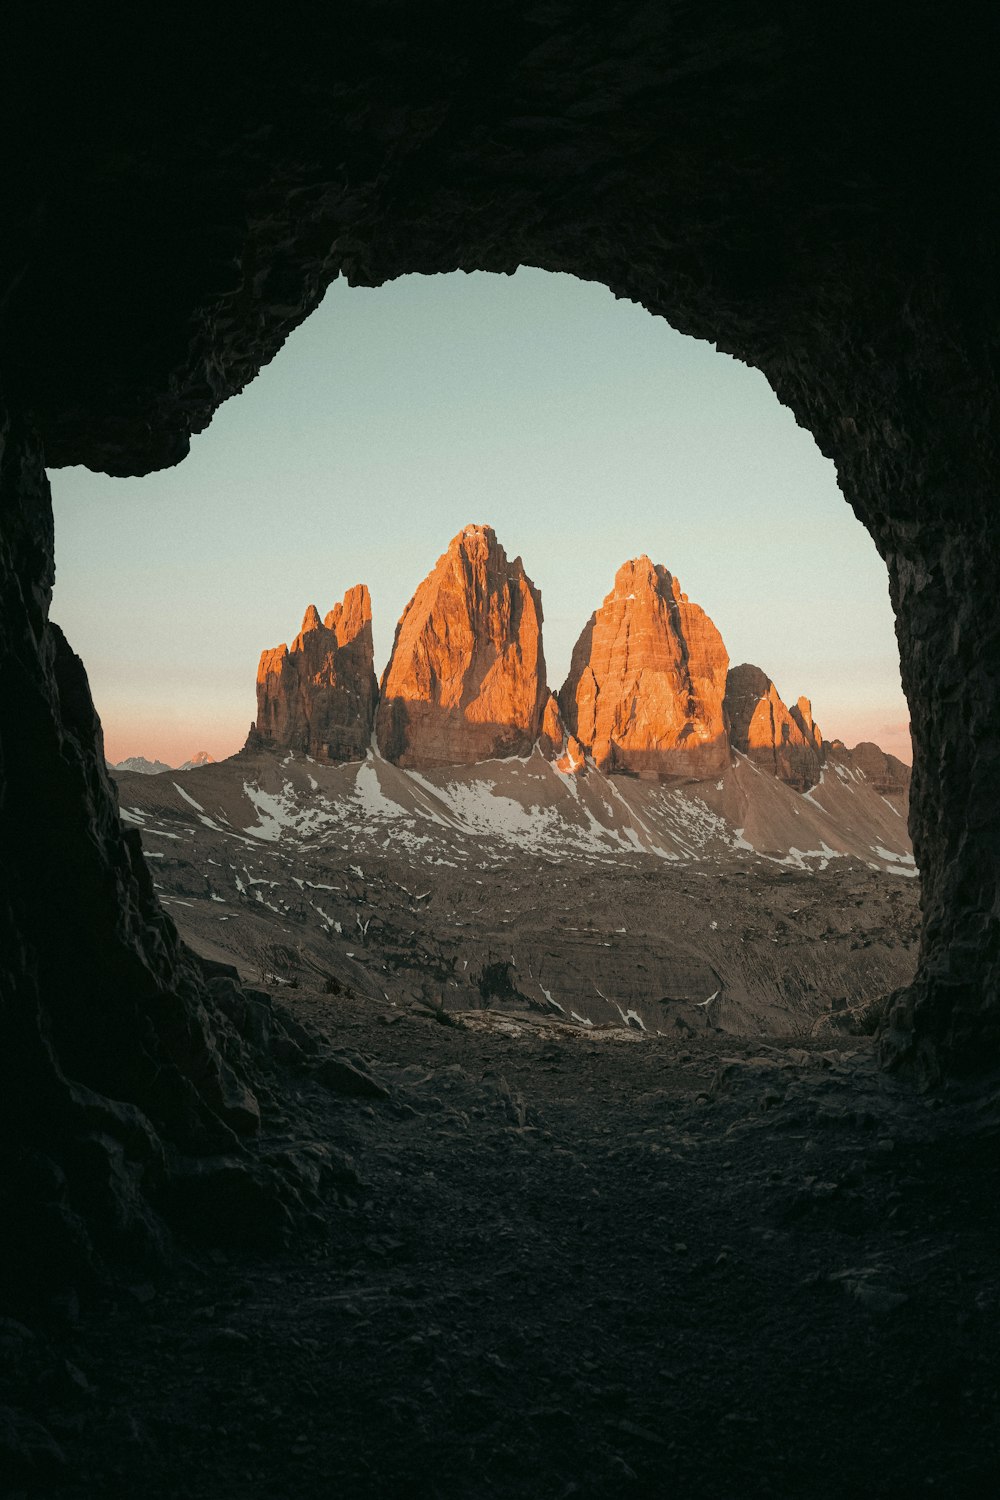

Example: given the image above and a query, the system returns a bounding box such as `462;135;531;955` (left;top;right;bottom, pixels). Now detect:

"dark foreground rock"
0;420;303;1310
4;1001;999;1499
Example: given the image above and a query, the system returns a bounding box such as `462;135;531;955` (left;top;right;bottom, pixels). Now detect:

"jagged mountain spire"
376;524;548;767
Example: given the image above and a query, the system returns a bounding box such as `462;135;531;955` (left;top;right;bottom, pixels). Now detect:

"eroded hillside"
116;746;918;1036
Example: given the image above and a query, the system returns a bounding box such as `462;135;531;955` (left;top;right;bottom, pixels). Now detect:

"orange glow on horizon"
102;711;912;773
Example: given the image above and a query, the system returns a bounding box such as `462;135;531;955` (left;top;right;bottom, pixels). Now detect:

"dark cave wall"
0;410;279;1293
0;1;998;1288
881;526;1000;1077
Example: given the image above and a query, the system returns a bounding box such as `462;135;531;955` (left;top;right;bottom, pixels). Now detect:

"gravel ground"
5;993;999;1499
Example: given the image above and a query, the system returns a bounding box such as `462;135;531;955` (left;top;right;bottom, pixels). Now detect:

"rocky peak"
376;524;548;767
250;584;377;762
539;692;564;757
111;755;170;776
826;739;912;806
324;584;372;642
725;663;823;791
559;556;729;779
179;750;215;770
790;696;823;754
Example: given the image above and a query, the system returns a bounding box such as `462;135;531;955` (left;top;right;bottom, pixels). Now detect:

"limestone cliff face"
559;557;729;780
252;585;377;761
725;664;823;791
539;692;565;759
790;697;823;755
376;525;548;767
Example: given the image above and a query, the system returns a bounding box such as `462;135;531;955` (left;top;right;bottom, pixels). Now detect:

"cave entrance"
48;268;916;1040
6;10;999;1341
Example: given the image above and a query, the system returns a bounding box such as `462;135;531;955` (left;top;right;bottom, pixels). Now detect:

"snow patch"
873;845;916;867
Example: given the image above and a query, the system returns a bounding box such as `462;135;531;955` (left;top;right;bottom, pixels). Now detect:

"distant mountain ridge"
110;751;215;776
110;755;172;776
245;523;909;800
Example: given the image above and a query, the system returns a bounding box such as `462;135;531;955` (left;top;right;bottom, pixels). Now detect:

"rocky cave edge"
2;7;999;1290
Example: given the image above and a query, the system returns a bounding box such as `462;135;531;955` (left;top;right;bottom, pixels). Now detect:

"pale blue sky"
49;268;909;766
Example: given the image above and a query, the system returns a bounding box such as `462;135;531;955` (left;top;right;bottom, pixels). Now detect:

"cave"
2;5;999;1477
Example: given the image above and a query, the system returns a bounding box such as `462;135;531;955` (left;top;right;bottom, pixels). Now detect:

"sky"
49;267;910;768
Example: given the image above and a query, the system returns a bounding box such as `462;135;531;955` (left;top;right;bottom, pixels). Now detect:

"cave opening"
46;267;915;1037
4;10;1000;1488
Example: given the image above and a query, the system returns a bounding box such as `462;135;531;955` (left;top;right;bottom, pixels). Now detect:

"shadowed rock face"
1;6;999;1290
376;525;547;767
0;417;287;1298
561;558;729;780
790;698;823;756
539;691;565;759
827;739;912;810
725;664;824;792
252;586;377;762
850;742;911;798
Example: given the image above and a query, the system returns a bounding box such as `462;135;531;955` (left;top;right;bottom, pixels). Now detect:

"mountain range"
110;750;216;775
109;524;916;1037
246;523;909;800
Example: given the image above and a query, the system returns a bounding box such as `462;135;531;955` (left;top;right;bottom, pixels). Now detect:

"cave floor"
7;999;1000;1499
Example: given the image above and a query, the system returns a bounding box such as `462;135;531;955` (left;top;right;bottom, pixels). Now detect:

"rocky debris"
555;734;587;774
115;750;919;1040
10;1012;1000;1499
311;1054;390;1100
376;524;548;767
251;586;378;762
560;557;729;780
725;663;823;791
